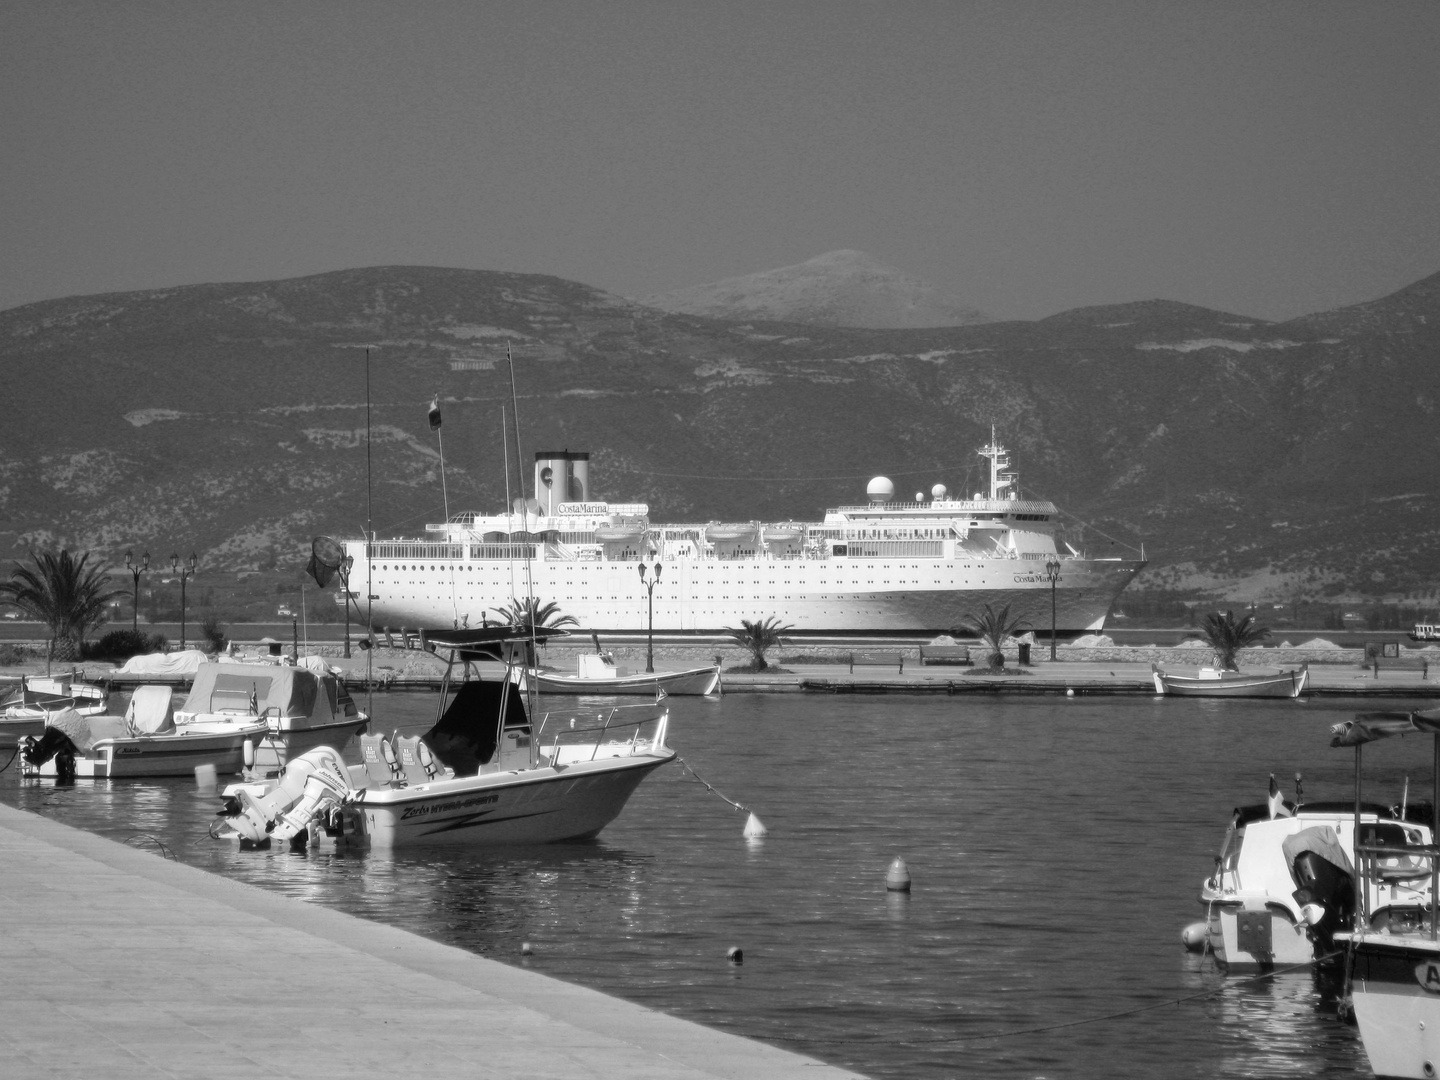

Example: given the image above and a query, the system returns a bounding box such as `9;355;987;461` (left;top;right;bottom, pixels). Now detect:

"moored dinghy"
1152;662;1308;698
216;624;676;850
528;645;719;697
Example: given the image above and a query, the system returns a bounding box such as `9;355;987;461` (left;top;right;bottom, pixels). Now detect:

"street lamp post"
125;549;149;633
171;551;197;648
1045;557;1062;661
638;561;662;673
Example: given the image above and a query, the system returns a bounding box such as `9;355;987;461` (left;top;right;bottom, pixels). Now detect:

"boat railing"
1354;841;1440;938
535;703;669;762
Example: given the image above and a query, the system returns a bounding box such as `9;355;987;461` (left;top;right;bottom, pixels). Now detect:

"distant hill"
3;262;1439;608
640;250;992;329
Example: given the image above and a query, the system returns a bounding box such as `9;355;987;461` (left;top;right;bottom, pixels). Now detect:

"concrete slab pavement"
0;803;864;1080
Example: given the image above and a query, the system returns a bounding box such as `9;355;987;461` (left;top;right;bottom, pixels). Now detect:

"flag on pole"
428;397;442;431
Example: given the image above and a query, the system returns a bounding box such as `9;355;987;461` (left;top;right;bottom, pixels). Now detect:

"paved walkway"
0;804;863;1080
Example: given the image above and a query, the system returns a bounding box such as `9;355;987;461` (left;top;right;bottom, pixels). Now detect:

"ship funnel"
534;451;590;515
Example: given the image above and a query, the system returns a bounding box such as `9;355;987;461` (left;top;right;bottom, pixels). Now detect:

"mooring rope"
123;833;176;860
675;755;752;815
0;745;19;775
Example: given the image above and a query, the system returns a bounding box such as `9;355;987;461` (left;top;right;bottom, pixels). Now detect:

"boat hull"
1154;665;1308;698
250;716;370;776
1345;935;1440;1079
530;666;720;697
356;752;672;848
31;726;267;779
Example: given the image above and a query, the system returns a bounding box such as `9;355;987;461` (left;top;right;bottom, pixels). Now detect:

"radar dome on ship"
867;477;895;503
931;484;947;500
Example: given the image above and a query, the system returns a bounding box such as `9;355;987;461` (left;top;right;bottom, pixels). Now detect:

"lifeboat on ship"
594;524;648;544
763;524;806;545
705;523;760;544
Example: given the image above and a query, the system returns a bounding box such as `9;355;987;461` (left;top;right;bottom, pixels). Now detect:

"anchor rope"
674;755;750;814
0;745;19;774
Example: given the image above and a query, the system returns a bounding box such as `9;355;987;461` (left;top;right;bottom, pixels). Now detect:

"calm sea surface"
4;689;1432;1079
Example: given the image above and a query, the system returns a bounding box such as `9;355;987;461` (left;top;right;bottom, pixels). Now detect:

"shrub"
0;643;33;666
83;629;168;662
200;615;228;653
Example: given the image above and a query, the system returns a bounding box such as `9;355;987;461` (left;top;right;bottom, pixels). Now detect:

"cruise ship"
339;439;1145;639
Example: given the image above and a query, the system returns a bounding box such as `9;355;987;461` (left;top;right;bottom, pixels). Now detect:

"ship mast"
978;426;1017;502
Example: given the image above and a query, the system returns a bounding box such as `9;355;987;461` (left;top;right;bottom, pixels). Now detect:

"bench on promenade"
1368;655;1431;679
918;645;971;666
850;651;904;675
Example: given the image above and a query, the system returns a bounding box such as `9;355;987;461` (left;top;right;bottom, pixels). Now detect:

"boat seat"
126;685;176;734
394;734;451;785
358;733;402;787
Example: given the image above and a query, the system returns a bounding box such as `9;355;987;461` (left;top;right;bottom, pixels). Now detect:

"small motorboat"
0;674;107;743
1152;662;1308;698
175;657;369;776
216;625;675;850
1193;768;1435;973
1325;709;1440;1079
529;649;720;697
19;686;269;779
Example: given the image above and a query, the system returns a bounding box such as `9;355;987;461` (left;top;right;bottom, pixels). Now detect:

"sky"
3;2;1438;322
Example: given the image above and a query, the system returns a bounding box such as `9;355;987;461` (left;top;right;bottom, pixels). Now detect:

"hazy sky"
4;2;1438;321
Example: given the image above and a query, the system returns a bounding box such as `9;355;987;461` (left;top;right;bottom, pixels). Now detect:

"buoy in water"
521;941;533;956
886;856;912;892
727;946;743;964
1181;921;1209;952
1066;688;1075;697
194;763;217;789
743;812;767;839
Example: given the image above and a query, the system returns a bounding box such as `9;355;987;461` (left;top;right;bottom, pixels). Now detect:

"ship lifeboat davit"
595;524;647;544
763;525;805;545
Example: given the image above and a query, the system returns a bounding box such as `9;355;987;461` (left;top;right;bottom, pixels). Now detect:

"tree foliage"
0;549;126;667
724;616;794;671
1199;609;1270;671
953;602;1031;671
491;596;579;633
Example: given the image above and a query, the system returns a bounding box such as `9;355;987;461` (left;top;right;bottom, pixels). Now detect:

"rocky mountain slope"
4;263;1439;603
640;249;991;329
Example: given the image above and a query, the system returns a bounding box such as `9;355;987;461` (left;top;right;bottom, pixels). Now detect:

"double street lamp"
125;549;149;633
638;561;662;674
1045;556;1062;661
171;552;197;648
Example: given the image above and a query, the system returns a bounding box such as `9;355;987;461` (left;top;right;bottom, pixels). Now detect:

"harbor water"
4;690;1431;1079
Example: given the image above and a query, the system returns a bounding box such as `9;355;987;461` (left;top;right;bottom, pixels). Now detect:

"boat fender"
1181;921;1208;952
886;856;912;892
521;942;533;956
242;739;255;771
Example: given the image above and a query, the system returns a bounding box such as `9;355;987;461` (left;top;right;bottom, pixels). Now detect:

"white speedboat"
1194;771;1434;972
528;649;720;697
19;687;269;779
176;658;369;777
217;626;675;850
1153;662;1309;698
0;674;107;742
1323;710;1440;1080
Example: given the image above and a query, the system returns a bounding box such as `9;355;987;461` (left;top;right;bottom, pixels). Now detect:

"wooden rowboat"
1151;662;1309;698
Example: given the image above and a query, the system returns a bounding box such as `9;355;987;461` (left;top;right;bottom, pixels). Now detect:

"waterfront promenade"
0;803;863;1079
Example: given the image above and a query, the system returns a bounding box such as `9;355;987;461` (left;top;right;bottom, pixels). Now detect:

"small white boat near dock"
528;650;720;697
1152;662;1308;698
1;674;107;742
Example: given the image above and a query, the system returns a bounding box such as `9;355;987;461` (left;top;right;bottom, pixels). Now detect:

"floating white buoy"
727;946;743;964
743;812;767;839
1181;921;1208;952
521;941;533;956
194;763;217;790
1066;688;1075;697
886;856;912;892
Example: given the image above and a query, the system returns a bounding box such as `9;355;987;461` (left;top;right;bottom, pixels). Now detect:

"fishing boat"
1151;662;1308;698
175;658;369;777
528;648;720;696
336;435;1146;638
1190;772;1435;972
19;686;269;779
0;674;107;743
1324;710;1440;1079
216;625;675;850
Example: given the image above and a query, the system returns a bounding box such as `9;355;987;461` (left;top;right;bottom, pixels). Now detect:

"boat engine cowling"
1284;827;1355;953
224;747;355;844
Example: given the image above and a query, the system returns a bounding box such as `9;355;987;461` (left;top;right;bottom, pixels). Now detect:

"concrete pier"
0;803;863;1080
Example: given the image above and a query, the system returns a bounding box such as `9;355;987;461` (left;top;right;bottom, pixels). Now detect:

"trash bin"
1017;642;1031;665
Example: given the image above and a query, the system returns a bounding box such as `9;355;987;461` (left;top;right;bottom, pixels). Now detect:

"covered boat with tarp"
176;659;368;776
217;625;675;850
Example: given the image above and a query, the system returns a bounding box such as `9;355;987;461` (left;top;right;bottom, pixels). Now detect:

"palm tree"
724;616;794;671
0;549;126;670
491;596;580;633
1200;609;1270;671
953;602;1031;671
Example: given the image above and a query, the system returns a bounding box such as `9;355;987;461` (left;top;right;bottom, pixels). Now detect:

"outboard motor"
19;729;79;783
221;747;355;847
1285;827;1356;954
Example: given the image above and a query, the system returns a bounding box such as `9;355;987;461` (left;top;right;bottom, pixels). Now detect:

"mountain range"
5;258;1439;604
